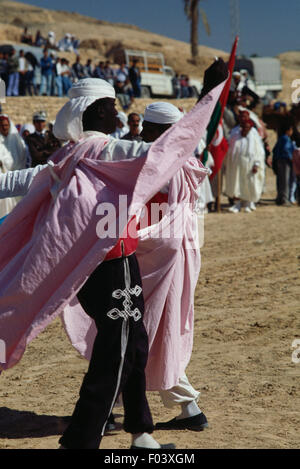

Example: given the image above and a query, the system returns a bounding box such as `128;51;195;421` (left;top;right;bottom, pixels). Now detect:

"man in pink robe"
138;102;208;431
0;62;227;448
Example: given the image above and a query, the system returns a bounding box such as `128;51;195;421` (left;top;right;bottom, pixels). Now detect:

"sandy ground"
0;167;299;450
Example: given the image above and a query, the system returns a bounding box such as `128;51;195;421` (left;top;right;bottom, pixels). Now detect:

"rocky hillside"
0;0;298;127
0;0;228;79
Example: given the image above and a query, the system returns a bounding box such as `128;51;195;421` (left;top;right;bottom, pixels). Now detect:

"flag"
203;37;239;180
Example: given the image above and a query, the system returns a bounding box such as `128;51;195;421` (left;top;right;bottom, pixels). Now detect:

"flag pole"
216;169;221;213
213;36;239;213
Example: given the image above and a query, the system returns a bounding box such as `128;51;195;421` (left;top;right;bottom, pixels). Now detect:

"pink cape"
0;82;224;372
62;158;207;390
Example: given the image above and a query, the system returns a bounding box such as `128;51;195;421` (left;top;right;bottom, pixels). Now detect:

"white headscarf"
144;102;183;124
20;123;35;137
110;111;129;139
117;111;128;127
53;78;116;142
0;115;26;170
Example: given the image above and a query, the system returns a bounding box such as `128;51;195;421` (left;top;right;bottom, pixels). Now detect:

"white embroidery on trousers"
101;256;142;435
107;257;142;321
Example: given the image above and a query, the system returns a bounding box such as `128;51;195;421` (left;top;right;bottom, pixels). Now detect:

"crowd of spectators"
21;28;80;54
0;26;200;104
171;73;196;99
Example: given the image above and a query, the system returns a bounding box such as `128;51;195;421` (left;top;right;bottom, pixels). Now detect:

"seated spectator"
21;27;33;45
46;31;57;50
58;33;74;52
104;60;115;85
114;79;131;110
83;59;93;78
71;35;80;55
35;30;46;47
116;63;128;82
72;56;85;80
121;112;142;141
25;110;61;167
93;61;106;79
123;78;134;100
60;58;72;95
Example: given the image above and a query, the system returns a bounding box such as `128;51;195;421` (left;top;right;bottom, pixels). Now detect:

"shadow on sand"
0;407;70;439
0;407;123;439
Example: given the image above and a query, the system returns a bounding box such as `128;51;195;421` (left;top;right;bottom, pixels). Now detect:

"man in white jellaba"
0;114;26;217
225;117;265;213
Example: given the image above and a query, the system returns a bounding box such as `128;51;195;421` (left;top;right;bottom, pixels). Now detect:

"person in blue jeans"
6;48;19;97
272;122;297;206
39;49;53;96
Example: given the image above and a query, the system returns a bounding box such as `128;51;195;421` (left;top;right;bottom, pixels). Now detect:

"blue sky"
16;0;300;57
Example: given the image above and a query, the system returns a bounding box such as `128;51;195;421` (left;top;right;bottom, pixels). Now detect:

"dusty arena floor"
0;168;299;449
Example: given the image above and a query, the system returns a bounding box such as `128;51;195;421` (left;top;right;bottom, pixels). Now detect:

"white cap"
144;102;183;124
68;78;115;100
33;110;47;121
117;111;128;126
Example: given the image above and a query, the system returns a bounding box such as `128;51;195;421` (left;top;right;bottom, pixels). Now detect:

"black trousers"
59;254;154;449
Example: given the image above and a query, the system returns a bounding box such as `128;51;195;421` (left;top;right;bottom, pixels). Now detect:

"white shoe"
228;203;240;213
250;202;256;211
244;207;252;213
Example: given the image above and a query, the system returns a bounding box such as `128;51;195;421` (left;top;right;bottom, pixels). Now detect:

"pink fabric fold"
0;81;225;372
62;158;208;390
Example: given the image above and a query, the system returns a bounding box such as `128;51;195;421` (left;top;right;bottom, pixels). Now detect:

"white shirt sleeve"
0;164;47;198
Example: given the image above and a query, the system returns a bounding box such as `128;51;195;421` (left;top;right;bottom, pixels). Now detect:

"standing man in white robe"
225;119;265;213
0;114;26;216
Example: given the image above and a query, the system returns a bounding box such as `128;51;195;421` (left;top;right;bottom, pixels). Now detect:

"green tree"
183;0;211;59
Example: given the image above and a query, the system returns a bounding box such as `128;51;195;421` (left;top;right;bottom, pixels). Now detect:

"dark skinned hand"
197;58;229;102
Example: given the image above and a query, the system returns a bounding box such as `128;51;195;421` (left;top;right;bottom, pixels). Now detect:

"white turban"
117;111;128;126
53;78;116;142
20;123;35;136
143;102;183;124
